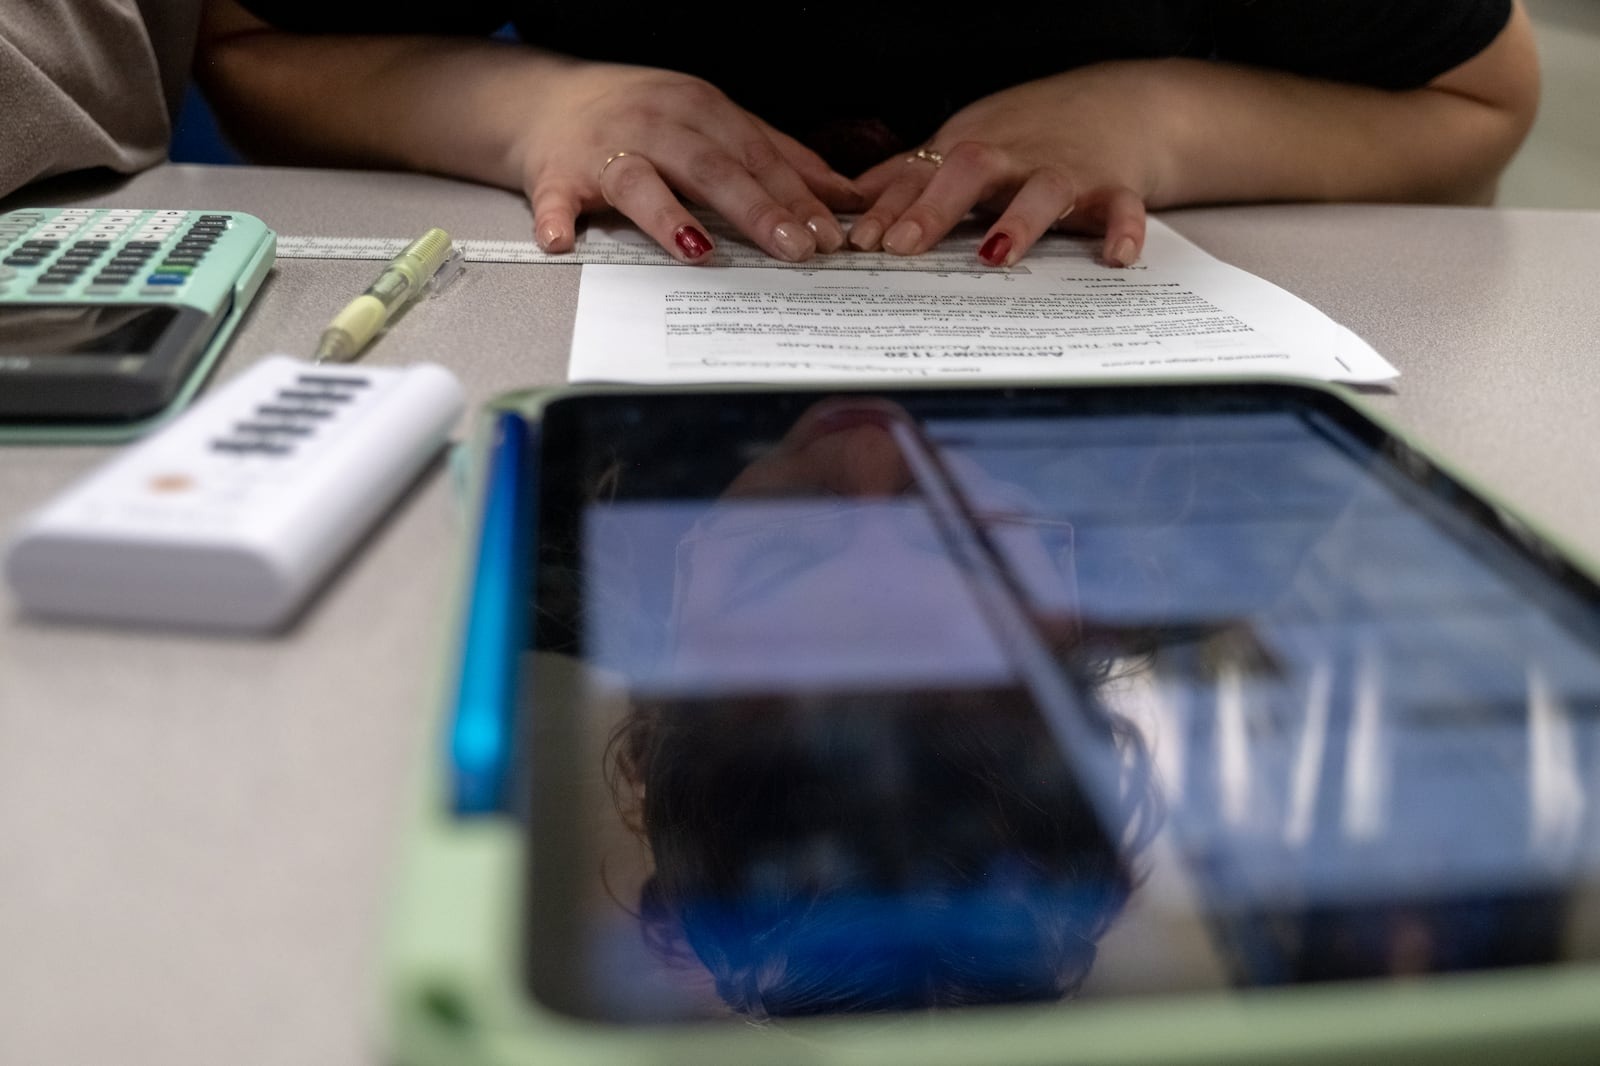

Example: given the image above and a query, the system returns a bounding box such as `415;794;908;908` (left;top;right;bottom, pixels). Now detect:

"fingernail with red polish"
979;232;1012;267
674;225;713;260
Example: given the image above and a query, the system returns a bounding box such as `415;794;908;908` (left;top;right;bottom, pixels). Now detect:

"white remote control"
4;354;465;631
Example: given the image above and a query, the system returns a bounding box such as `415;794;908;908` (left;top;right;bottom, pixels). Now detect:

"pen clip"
426;246;466;298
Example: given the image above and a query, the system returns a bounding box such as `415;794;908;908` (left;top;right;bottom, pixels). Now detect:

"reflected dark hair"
608;682;1160;1019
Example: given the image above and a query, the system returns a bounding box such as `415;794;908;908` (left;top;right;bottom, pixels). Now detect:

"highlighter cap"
393;227;453;287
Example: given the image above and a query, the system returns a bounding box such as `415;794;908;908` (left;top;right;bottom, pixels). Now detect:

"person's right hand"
517;59;863;263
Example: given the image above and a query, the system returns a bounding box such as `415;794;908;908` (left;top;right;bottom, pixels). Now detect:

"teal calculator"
0;207;276;442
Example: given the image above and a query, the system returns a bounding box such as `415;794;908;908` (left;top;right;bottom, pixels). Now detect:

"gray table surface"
2;164;1598;1066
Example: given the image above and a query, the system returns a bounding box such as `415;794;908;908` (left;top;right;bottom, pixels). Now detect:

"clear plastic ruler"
275;217;1103;274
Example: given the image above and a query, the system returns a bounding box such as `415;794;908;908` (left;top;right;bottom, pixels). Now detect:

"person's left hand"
847;63;1175;268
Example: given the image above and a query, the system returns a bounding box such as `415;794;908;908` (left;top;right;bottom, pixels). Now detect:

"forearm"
196;12;557;188
1138;6;1539;208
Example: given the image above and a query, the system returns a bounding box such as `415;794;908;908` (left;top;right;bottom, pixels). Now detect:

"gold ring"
908;147;944;169
598;151;634;205
598;150;632;183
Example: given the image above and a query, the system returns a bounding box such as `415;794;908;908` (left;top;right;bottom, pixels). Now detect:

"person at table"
192;1;1538;268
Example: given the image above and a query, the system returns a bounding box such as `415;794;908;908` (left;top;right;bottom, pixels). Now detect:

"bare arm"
195;1;558;185
1148;1;1541;208
853;1;1541;265
195;0;861;261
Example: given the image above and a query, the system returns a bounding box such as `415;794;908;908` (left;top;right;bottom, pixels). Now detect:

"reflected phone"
0;207;275;441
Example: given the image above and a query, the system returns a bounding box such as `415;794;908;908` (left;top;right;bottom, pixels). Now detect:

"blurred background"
170;2;1600;209
1499;0;1600;208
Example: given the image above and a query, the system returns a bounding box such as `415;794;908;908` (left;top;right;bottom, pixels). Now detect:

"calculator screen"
0;304;178;358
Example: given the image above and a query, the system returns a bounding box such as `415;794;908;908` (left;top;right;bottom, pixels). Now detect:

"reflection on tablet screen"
522;386;1600;1024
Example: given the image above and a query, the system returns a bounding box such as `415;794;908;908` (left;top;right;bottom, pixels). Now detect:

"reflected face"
667;398;1077;690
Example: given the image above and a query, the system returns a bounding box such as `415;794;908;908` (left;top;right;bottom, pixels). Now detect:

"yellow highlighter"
314;227;454;363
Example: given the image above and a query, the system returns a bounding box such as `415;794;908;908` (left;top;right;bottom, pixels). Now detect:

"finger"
848;153;939;251
730;126;849;253
651;80;842;245
879;142;1010;256
759;121;867;214
1050;185;1147;267
974;167;1077;267
656;132;817;262
853;153;916;199
528;176;583;253
595;152;716;264
1093;186;1146;267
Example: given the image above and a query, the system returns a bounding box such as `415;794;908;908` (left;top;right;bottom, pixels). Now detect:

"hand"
516;60;863;263
848;64;1174;268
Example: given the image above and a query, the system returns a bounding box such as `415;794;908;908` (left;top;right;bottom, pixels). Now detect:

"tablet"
390;380;1600;1064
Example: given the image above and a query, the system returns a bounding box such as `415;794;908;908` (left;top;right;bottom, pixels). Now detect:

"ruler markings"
276;232;1098;273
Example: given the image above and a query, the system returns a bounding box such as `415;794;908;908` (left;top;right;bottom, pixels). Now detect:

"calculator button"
123;241;162;250
137;287;177;297
144;273;187;285
198;215;233;222
98;267;138;278
277;389;353;403
3;255;45;266
21;239;60;248
29;284;70;295
257;405;334;419
235;422;314;437
297;374;371;387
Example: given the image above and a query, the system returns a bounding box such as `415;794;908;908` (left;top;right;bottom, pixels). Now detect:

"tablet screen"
511;384;1600;1024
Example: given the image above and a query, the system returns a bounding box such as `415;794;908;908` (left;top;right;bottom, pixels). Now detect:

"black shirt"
237;1;1513;173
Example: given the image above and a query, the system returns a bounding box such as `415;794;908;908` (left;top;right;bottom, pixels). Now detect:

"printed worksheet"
566;217;1397;385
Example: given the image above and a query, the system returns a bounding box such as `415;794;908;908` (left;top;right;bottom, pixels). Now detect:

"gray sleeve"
0;0;199;200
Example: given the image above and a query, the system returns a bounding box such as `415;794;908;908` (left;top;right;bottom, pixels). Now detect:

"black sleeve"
1213;0;1514;90
233;1;510;35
